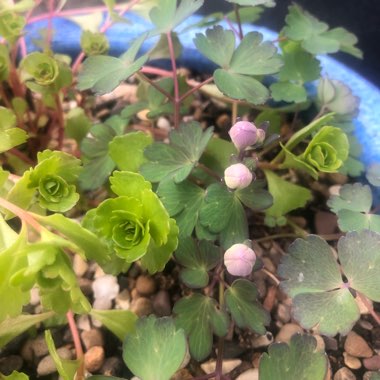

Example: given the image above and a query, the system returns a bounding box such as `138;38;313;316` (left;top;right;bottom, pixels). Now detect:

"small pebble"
30;287;40;306
275;323;303;344
30;334;49;357
276;303;291;324
344;331;373;358
84;346;105;373
20;339;34;362
0;355;23;375
92;275;120;310
77;314;92;332
200;359;241;375
363;355;380;371
73;254;89;277
171;368;193;380
333;367;356;380
251;332;273;349
100;356;124;376
135;275;157;296
81;329;104;350
153;290;171;316
323;336;338;351
343;352;362;370
131;297;154;317
115;289;131;310
236;368;259;380
313;334;326;353
371;327;380;349
37;347;72;376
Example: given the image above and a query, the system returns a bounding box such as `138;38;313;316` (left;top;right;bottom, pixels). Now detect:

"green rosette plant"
83;171;179;274
0;45;10;82
80;30;110;56
0;10;25;44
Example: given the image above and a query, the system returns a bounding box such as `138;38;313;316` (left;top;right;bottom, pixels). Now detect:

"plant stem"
215;272;225;380
141;66;173;77
197;162;222;181
287;219;308;238
137;72;174;101
47;0;55;48
356;292;380;326
255;233;301;243
234;5;244;40
54;94;65;150
66;310;85;379
0;197;42;233
179;76;214;102
166;31;181;129
8;148;35;165
261;268;280;286
231;101;238;125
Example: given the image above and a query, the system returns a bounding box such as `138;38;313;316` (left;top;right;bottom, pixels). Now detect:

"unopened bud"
224;163;253;190
229;121;258;151
224;243;256;277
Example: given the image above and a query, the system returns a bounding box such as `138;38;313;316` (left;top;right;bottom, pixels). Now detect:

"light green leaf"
175;237;220;288
225;279;270;334
264;170;312;226
270;81;307;103
174;294;229;361
367;163;380;187
45;330;80;380
64;107;92;144
259;334;328;380
0;107;28;153
0;371;29;380
214;69;269;105
149;32;182;60
109;132;153;172
0;312;54;348
90;309;137;341
140;122;213;183
123;315;187;380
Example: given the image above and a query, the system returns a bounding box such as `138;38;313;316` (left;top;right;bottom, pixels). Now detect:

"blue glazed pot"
24;12;380;166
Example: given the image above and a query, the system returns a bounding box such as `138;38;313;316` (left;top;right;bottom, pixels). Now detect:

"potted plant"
1;1;380;379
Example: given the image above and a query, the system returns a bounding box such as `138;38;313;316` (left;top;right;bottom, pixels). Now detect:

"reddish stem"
357;292;380;326
54;94;65;150
66;310;85;379
141;66;173;77
179;76;214;102
8;148;35;165
137;72;174;101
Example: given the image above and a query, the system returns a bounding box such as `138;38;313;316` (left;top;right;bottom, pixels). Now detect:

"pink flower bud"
224;163;252;190
229;121;258;150
224;243;256;277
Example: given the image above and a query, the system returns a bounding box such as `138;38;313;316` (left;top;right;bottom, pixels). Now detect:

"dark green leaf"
0;107;28;153
123;315;187;380
270;81;307;103
225;279;269;334
64;107;92;144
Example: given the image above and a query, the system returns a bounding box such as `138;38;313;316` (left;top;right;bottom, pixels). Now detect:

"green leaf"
270;81;307;103
77;34;148;94
175;237;221;288
0;10;25;44
109;132;153;172
283;4;362;57
123;315;187;380
0;44;10;81
0;107;28;153
174;294;229;361
80;30;109;56
45;330;80;380
263;170;312;226
225;279;270;334
214;69;269;105
149;0;204;33
149;32;182;60
278;231;380;335
64;107;92;144
235;180;273;211
140;122;213;183
0;312;54;348
367;163;380;187
157;179;205;237
0;371;29;380
259;334;328;380
90;309;137;341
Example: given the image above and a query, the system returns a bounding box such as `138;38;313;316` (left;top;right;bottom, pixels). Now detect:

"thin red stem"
357;292;380;326
233;5;244;40
179;76;214;102
47;0;55;48
141;66;173;77
66;310;85;379
137;72;174;101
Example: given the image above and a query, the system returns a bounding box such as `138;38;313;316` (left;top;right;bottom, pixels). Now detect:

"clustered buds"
224;163;253;190
229;120;258;151
224;243;256;277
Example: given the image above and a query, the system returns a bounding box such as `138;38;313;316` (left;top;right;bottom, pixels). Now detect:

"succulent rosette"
83;171;179;274
80;30;110;56
20;52;59;85
0;10;25;43
282;125;349;178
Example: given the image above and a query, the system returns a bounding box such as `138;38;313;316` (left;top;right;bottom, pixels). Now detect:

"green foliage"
0;10;25;44
141;122;213;183
83;171;178;274
282;126;349;178
259;334;328;380
0;371;29;380
77;34;149;94
327;183;380;232
123;315;187;380
175;237;220;288
174;293;229;360
0;107;28;153
367;163;380;187
80;30;109;56
90;309;137;341
279;231;380;335
283;4;362;57
264;170;312;226
0;45;10;81
194;26;282;104
64;107;92;144
225;279;270;334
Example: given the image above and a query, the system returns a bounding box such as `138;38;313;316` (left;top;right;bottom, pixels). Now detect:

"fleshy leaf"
259;334;328;380
109;132;153;172
225;279;270;334
175;237;221;288
0;312;54;348
270;81;307;103
140;122;213;183
0;107;28;153
174;294;229;361
123;315;187;380
0;371;29;379
90;309;137;341
264;170;312;226
64;107;92;144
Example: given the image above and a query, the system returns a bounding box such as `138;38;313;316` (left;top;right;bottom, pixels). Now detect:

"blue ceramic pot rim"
24;12;380;165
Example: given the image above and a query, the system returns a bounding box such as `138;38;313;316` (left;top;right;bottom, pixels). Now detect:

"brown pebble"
275;323;303;344
84;346;105;373
343;352;362;370
344;331;373;358
363;355;380;371
81;329;104;350
135;275;157;296
333;367;356;380
131;297;154;317
101;356;124;376
30;335;49;357
276;303;291;324
153;290;171;316
0;355;23;375
171;368;193;380
37;347;72;376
